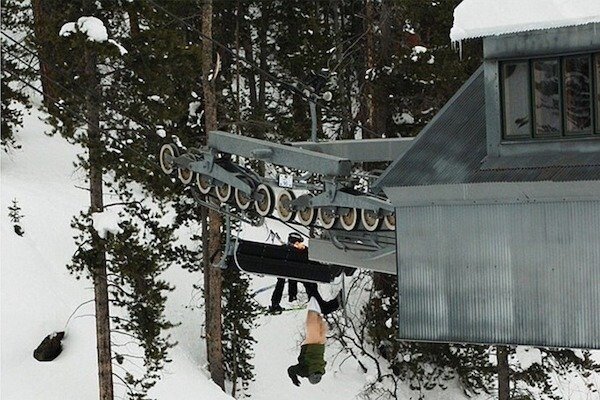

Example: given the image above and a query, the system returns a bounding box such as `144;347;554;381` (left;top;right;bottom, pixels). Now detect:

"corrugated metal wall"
396;200;600;349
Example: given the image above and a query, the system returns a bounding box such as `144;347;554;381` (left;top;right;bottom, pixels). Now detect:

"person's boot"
268;304;284;314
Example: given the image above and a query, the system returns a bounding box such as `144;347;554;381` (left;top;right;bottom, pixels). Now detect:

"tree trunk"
364;0;376;137
85;42;114;400
331;0;349;139
374;0;391;136
31;0;57;113
497;345;510;400
201;0;225;390
127;8;141;38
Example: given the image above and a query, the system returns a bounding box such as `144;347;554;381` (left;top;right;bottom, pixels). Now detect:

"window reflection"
533;59;561;136
594;53;600;133
564;56;591;134
502;62;531;138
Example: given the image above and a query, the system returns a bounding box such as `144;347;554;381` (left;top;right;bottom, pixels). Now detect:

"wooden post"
497;345;510;400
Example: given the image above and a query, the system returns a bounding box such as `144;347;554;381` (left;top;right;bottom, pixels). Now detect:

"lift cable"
2;32;161;138
145;0;382;138
2;64;164;175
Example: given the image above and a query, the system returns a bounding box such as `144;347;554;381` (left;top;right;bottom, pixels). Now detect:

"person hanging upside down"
287;281;343;386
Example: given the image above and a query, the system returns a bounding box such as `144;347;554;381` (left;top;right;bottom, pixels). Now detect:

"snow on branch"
59;16;128;55
92;207;123;239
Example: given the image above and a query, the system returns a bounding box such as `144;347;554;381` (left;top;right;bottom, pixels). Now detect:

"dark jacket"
287;343;326;386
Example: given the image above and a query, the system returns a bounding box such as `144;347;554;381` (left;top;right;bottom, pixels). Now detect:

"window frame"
562;54;594;137
500;51;600;141
531;57;562;139
594;53;600;134
499;60;533;140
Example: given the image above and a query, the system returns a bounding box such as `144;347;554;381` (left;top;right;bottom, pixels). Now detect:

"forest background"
2;1;599;399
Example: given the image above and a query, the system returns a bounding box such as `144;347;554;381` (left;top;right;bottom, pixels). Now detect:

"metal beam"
290;137;414;162
308;232;397;275
207;131;352;177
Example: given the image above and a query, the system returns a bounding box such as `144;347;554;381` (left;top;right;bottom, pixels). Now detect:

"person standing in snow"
287;281;342;386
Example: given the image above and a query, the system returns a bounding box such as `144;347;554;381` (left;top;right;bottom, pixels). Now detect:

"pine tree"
7;199;25;236
1;0;33;152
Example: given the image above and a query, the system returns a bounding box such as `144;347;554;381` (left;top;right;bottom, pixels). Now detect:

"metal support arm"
180;152;252;195
208;130;352;177
291;181;395;213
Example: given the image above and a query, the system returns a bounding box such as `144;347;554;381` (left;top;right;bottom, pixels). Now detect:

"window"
563;56;592;135
501;52;600;139
502;62;531;138
595;54;600;133
532;59;560;137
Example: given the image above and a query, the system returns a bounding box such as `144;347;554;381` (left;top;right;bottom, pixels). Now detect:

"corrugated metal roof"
374;66;600;189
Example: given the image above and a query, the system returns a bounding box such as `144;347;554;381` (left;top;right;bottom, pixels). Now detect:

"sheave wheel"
196;174;212;195
235;188;253;210
339;208;359;231
215;182;233;203
178;167;194;185
159;144;179;175
254;184;275;217
276;190;296;222
297;194;317;226
361;209;383;232
318;208;337;229
384;213;396;230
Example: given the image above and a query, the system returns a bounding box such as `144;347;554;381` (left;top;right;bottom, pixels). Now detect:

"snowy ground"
2;107;599;400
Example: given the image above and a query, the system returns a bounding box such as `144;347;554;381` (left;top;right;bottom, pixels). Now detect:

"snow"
3;104;599;400
77;17;108;42
188;101;202;117
156;125;167;138
515;346;543;370
393;112;415;125
450;0;600;41
59;16;108;43
108;39;128;55
1;108;231;400
59;22;77;37
412;45;428;54
91;208;122;239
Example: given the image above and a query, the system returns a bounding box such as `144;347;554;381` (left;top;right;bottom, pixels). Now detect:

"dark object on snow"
33;331;65;362
13;224;24;236
228;239;345;283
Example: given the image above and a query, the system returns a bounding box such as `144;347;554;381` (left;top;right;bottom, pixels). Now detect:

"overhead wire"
145;0;382;138
2;32;160;137
2;62;163;174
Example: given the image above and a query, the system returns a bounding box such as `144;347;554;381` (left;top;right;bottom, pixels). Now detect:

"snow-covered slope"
3;106;599;400
0;108;231;400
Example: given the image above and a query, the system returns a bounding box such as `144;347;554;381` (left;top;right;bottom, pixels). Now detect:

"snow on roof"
450;0;600;41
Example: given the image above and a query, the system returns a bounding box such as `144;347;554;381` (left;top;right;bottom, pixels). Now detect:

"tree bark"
374;0;391;136
85;42;114;400
127;8;141;38
31;0;57;113
201;0;225;390
497;345;510;400
364;0;376;137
